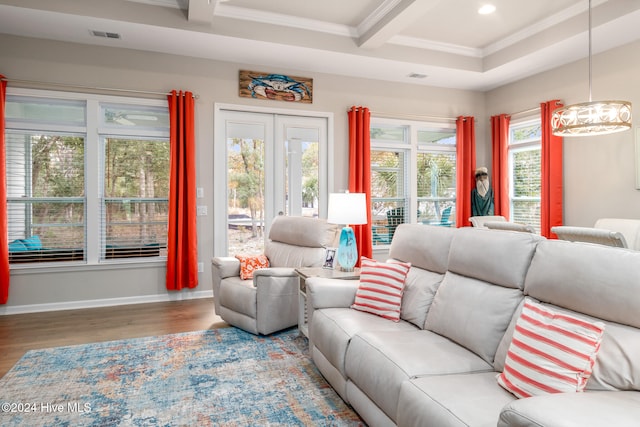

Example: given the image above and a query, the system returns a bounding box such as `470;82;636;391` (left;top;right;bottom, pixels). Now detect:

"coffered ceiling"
1;0;639;91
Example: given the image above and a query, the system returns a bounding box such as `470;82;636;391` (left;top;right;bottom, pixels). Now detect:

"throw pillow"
351;257;411;322
235;254;270;280
20;235;42;250
497;299;605;399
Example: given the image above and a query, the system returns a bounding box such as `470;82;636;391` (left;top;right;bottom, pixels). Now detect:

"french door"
214;107;331;256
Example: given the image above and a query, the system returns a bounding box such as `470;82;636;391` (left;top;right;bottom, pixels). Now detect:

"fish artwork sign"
239;70;313;103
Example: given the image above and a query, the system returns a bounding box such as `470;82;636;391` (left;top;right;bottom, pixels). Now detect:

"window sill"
9;258;166;276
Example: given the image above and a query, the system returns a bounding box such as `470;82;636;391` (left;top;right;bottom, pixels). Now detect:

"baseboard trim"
0;290;213;315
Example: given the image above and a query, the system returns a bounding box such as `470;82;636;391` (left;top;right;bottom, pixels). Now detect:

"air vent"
90;30;122;39
408;73;428;79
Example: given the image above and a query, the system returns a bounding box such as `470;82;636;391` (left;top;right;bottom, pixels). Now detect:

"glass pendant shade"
551;0;632;137
551;100;632;136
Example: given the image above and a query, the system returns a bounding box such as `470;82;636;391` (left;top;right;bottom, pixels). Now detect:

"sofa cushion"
264;241;327;268
397;372;515;427
399;267;444;328
235;254;270;279
425;272;524;364
448;227;540;290
389;224;454;273
268;215;337;247
309;308;417;379
219;277;257;317
345;330;493;422
351;257;410;322
524;239;640;329
498;391;640;427
497;299;605;398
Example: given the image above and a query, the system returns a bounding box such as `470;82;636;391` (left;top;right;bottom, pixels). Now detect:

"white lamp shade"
327;193;367;225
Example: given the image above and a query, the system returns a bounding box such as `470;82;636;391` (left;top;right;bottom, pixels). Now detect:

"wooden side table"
295;267;360;337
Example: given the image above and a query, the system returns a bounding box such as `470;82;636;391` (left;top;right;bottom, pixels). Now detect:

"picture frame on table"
323;248;336;269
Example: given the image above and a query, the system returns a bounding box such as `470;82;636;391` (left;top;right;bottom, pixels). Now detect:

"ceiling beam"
357;0;440;49
188;0;214;25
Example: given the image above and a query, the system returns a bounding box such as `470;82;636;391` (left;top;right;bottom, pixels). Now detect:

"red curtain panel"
166;90;198;290
491;114;511;219
540;100;564;238
0;76;9;304
348;106;372;262
455;116;476;227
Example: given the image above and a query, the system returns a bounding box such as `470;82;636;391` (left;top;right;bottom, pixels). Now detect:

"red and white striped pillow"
497;299;605;399
351;257;411;322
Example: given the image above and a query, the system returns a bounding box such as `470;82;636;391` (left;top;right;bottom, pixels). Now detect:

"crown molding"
215;4;358;38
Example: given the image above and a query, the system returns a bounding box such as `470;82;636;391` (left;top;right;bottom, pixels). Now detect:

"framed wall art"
239;70;313;103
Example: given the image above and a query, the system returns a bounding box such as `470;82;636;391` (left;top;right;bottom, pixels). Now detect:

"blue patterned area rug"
0;328;364;426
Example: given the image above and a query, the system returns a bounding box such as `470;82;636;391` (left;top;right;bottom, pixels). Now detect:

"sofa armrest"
498;391;640;427
307;277;359;310
211;256;240;279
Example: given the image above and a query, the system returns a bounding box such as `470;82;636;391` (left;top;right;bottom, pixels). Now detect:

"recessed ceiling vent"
90;30;122;39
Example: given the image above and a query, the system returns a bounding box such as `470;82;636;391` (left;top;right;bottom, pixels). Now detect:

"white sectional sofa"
306;224;640;426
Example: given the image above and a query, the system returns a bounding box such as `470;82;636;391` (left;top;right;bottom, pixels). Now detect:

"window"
508;119;541;233
370;119;456;246
5;90;170;265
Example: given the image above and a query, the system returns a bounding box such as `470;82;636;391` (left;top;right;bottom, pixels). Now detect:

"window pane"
417;128;456;146
371;150;407;246
6;96;86;127
513;149;541;198
416;152;456;225
103;201;168;258
510;123;541;144
284;125;319;217
371;150;406;198
417;153;456;198
101;104;170;131
512;200;541;233
6;132;86;263
511;144;541;232
103;138;170;198
227;136;265;255
370;125;406;143
102;137;170;260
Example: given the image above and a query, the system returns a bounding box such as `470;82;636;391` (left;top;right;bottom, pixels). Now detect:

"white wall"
0;34;484;312
485;39;640;227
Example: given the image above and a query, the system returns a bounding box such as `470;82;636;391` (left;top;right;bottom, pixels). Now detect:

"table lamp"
327;192;368;272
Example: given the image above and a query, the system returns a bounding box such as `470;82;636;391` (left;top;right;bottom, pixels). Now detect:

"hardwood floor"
0;297;228;378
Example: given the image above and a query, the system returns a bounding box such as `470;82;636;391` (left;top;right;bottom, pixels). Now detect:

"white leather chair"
551;226;626;248
469;215;507;228
486;221;536;233
594;218;640;250
552;218;640;250
211;216;339;335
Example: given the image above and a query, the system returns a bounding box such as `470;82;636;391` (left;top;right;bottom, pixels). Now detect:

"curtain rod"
509;100;562;118
366;110;458;123
1;77;198;99
509;106;540;118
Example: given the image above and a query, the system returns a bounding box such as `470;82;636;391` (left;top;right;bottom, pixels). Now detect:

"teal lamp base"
336;226;358;272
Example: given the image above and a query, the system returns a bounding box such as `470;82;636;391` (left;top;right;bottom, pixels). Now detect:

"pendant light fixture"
551;0;632;136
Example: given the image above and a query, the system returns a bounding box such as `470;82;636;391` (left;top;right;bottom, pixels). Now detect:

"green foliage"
513;149;541;197
31;135;85;198
417;153;455;198
104;138;170;198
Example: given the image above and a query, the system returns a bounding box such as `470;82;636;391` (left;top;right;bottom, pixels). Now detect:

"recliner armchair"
211;215;339;335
